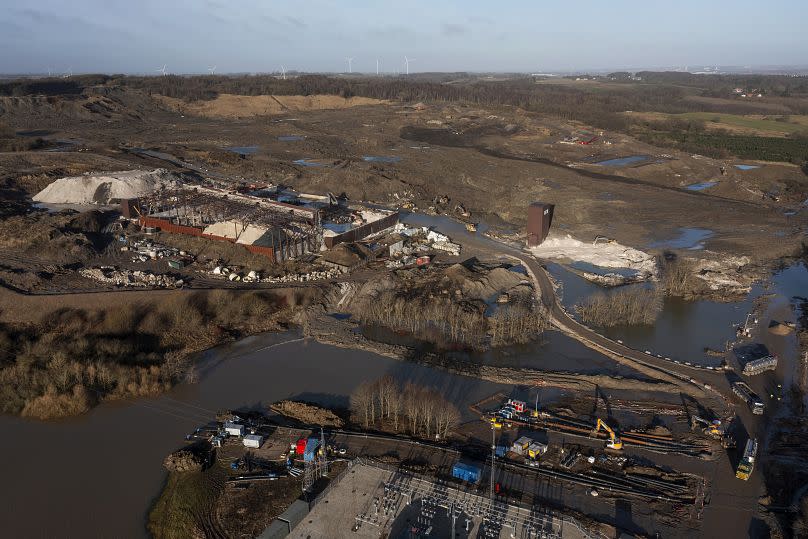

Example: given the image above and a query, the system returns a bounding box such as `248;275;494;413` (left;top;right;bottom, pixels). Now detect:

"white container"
224;421;245;437
243;434;263;448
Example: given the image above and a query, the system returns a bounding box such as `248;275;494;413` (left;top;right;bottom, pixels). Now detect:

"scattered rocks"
80;266;182;288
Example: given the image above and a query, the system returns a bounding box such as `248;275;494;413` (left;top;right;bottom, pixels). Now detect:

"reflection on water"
362;155;402;163
685;181;719;191
0;334;506;538
648;227;714;250
547;261;808;367
594;155;649;167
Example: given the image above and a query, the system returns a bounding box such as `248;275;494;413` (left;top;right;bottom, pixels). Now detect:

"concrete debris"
80;266;183;288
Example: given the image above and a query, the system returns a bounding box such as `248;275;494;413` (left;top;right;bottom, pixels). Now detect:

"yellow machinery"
594;419;623;450
465;222;477;233
490;417;503;429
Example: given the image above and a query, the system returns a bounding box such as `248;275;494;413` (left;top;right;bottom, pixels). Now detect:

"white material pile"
529;234;657;277
33;169;179;205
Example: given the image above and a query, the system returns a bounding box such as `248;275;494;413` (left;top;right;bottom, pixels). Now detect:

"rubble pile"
208;265;341;283
80;267;183;288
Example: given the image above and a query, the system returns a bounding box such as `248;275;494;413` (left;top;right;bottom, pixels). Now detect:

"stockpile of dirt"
270;400;344;427
32;168;179;205
163;447;208;472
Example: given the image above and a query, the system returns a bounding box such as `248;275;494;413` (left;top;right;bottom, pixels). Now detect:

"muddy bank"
304;310;679;395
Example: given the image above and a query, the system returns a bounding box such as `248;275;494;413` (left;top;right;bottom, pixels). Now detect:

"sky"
1;0;806;74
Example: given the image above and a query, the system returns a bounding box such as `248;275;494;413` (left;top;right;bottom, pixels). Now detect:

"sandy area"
155;94;387;118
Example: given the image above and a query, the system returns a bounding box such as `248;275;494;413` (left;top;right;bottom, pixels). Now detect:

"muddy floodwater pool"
648;227;714;250
547;261;808;367
226;145;259;155
593;155;649;167
278;135;305;141
0;334;507;538
362;155;402;163
685;181;719;191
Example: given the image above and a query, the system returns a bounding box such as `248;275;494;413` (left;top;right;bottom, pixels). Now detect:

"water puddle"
293;158;332;167
685;181;719;191
278;135;305;141
734;164;760;170
362;156;402;163
593;155;649;167
226;145;259;155
648;227;714;250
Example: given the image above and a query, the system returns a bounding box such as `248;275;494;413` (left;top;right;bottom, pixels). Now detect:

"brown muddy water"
0;333;507;538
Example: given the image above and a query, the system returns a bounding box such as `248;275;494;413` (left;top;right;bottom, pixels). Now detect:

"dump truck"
736;438;758;480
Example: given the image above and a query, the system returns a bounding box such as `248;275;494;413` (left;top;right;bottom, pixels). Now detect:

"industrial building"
527;202;554;247
122;183;399;263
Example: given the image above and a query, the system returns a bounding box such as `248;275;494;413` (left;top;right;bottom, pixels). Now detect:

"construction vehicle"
692;416;725;437
465;222;478;233
732;382;765;415
594;419;623;450
692;416;736;448
736;438;758;480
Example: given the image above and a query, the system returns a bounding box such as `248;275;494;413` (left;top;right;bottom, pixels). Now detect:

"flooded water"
0;333;506;538
226;145;259;155
548;261;808;367
734;164;760;170
362;155;402;163
648;227;714;250
685;181;719;191
278;135;305;141
593;155;649;167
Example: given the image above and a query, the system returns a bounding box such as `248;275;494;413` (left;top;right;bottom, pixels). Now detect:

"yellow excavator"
594;419;623;450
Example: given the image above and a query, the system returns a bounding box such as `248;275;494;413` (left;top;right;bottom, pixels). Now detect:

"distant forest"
2;71;808;163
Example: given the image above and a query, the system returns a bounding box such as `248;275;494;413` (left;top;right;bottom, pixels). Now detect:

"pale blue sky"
1;0;806;74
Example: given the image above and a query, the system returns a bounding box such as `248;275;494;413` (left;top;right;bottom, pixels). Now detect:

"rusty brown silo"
527;202;554;246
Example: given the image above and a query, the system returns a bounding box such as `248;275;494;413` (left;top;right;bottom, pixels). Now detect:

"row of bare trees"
490;293;549;346
359;290;488;348
575;287;663;327
359;290;547;349
350;375;460;440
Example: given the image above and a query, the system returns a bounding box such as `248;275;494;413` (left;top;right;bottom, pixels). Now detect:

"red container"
296;438;307;455
416;256;431;266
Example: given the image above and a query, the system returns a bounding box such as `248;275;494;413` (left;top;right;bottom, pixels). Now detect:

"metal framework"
135;187;322;258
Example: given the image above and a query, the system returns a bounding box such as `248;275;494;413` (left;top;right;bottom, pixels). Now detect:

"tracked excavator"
692;416;736;449
594;418;623;450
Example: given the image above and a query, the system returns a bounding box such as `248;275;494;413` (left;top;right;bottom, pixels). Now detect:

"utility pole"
320;427;328;477
490;426;496;507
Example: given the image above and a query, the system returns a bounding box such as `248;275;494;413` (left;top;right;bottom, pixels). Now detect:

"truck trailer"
736;438;758;480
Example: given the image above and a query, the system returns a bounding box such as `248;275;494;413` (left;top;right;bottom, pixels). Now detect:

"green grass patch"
677;112;808;134
637;131;808;163
148;462;227;539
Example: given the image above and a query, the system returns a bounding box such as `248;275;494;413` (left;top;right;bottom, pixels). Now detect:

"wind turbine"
63;67;72;78
46;67;53;77
404;56;415;75
345;57;354;73
207;65;216;75
376;58;379;76
280;65;287;80
157;64;167;76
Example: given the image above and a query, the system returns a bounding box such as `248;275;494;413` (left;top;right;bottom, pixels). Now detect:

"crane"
594;418;623;450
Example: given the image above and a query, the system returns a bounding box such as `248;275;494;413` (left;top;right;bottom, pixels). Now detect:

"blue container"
495;446;507;458
303;437;320;462
452;463;481;483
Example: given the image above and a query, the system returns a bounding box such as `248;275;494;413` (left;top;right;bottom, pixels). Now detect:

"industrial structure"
121;184;398;263
527;202;555;247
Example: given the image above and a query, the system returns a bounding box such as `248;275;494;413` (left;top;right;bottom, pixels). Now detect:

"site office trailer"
527;202;554;247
